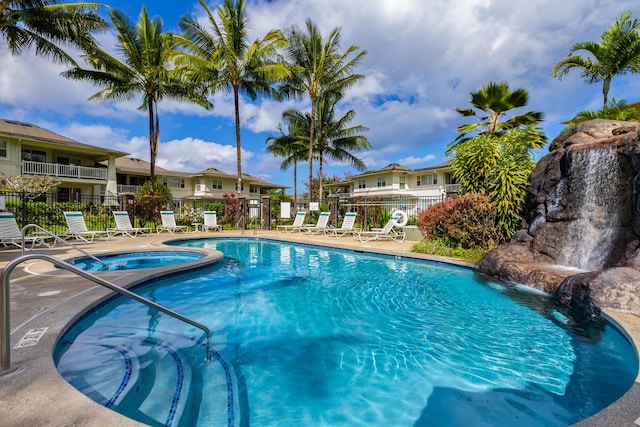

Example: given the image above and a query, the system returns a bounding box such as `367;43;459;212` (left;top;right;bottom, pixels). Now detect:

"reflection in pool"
55;238;638;426
65;250;205;271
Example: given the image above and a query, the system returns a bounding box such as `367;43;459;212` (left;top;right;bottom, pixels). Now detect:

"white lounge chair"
0;212;54;249
300;212;331;234
157;211;189;234
276;211;307;233
63;211;109;243
355;216;406;242
325;212;360;237
203;211;222;232
108;211;151;238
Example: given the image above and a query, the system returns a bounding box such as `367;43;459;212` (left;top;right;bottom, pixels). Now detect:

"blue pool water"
54;239;638;426
65;250;205;271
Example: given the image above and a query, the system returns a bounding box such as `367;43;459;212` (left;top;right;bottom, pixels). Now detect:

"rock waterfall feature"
477;119;640;319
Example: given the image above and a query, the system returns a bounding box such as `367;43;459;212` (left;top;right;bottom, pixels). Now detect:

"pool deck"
0;229;639;426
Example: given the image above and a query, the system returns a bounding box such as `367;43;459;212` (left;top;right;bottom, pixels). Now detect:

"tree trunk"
234;86;242;198
293;159;297;206
318;152;324;204
602;77;611;108
148;98;156;196
308;98;316;202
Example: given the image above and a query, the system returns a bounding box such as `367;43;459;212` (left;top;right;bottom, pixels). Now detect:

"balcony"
22;161;106;181
444;183;459;193
117;184;141;194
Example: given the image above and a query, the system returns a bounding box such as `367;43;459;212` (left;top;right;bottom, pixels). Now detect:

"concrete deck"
0;230;638;426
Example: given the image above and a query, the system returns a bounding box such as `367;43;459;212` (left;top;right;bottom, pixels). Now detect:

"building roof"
349;162;414;179
107;159;285;188
103;157;194;176
0;119;128;158
412;160;452;173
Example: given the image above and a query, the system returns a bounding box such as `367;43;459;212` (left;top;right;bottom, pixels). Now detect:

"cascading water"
557;146;622;271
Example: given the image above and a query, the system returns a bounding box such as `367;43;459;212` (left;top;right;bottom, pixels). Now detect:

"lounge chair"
276;211;307;233
355;216;406;242
300;212;331;235
157;211;189;234
63;211;109;243
0;212;54;249
203;211;222;232
108;211;151;238
325;212;360;237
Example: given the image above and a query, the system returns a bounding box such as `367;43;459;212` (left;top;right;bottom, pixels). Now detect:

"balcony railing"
117;184;141;194
22;161;106;181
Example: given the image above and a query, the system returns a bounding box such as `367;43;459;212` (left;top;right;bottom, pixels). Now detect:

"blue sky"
1;0;639;192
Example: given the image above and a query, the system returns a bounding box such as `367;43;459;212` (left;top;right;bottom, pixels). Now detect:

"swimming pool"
65;250;206;271
54;238;638;426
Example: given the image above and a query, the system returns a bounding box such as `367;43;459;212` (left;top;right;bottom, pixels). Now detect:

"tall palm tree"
178;0;288;198
313;95;370;201
270;95;370;202
281;19;366;202
449;81;545;150
552;11;640;108
266;119;308;203
62;7;211;195
1;0;107;64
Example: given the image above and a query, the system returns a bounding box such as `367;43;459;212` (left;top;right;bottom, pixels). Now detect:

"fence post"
20;191;26;228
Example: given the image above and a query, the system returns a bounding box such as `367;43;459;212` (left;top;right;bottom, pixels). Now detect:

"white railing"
21;161;106;181
117;184;141;194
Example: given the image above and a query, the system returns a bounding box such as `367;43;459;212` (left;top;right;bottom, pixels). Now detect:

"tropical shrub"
417;194;501;250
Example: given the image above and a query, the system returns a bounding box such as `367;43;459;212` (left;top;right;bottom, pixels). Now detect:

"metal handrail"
21;224;108;269
1;253;212;374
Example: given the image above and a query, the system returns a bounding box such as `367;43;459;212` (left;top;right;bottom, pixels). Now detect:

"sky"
1;0;639;192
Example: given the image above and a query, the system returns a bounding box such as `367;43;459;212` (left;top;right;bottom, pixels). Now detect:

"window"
249;185;258;194
163;177;185;189
358;179;366;189
57;187;81;202
399;176;406;189
0;141;7;158
56;156;81;166
129;176;146;186
377;176;386;187
211;179;223;190
22;149;46;163
417;173;438;186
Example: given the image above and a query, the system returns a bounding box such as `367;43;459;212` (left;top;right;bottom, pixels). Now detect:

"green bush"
411;238;487;263
416;194;501;250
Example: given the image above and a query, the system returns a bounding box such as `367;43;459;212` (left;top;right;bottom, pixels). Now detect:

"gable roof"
0;119;128;158
412;160;452;173
349;162;413;179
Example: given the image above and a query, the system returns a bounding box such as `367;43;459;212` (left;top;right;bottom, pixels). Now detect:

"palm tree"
280;19;366;202
313;95;370;201
266;119;308;203
552;11;640;108
269;95;371;202
1;0;107;64
178;0;288;198
449;81;545;150
563;98;640;125
62;7;211;195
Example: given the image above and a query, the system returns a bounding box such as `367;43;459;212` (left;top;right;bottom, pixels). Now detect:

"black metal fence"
3;191;445;235
285;195;446;230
